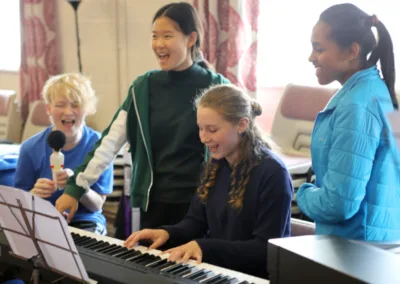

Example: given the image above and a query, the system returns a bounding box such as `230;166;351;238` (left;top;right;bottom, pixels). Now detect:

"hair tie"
371;14;379;27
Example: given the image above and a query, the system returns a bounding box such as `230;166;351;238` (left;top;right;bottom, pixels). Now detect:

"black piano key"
120;250;141;260
126;252;146;262
73;235;89;242
112;247;130;257
97;244;118;254
133;254;155;263
214;277;235;284
78;239;98;247
166;264;188;274
92;242;112;252
175;266;197;277
185;269;208;280
71;233;81;240
156;261;176;270
74;236;91;244
136;255;158;265
161;263;183;273
84;240;106;250
146;258;168;268
203;275;226;284
169;265;192;275
116;249;137;259
105;246;127;256
237;281;250;284
191;272;213;282
225;278;239;284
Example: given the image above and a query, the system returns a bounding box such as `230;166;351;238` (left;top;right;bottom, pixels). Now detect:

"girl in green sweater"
56;2;229;237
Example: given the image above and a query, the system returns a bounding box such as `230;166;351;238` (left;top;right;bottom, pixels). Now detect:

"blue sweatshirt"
162;147;293;278
14;126;113;227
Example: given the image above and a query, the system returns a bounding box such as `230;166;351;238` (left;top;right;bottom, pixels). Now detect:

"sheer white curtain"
257;0;398;88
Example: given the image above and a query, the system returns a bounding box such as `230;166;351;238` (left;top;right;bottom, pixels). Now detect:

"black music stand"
0;185;93;283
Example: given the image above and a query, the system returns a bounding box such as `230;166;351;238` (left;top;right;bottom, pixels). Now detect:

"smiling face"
308;20;359;85
197;106;248;165
46;95;86;142
152;16;196;71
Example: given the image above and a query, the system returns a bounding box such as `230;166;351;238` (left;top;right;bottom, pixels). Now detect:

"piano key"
92;242;111;252
69;226;269;284
192;271;214;282
212;277;235;284
160;263;183;273
156;261;177;270
176;266;198;277
202;275;227;283
96;244;118;254
185;269;210;280
116;249;138;259
78;239;98;247
135;254;158;265
146;258;168;268
111;247;130;257
83;240;105;249
165;264;189;274
120;250;141;260
137;254;160;266
102;245;126;255
74;236;91;245
201;274;222;283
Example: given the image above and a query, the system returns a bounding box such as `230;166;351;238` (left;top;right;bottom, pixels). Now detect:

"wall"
0;72;18;95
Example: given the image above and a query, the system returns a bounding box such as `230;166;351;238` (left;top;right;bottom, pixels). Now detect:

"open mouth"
158;53;169;61
208;145;218;153
62;119;75;128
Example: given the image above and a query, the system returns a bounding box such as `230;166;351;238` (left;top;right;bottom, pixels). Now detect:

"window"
257;0;399;88
0;1;21;71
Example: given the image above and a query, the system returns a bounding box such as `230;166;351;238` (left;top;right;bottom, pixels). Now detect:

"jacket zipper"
131;88;153;212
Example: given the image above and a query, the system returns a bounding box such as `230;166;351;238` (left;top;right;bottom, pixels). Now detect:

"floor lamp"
67;0;82;73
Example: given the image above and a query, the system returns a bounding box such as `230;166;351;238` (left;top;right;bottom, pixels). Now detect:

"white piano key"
68;226;269;284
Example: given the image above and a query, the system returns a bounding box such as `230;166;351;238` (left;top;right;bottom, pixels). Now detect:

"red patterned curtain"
19;0;60;121
193;0;260;96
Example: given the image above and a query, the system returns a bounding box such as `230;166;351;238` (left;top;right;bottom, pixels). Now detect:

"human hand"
124;229;169;249
55;193;79;223
164;241;202;263
30;178;56;198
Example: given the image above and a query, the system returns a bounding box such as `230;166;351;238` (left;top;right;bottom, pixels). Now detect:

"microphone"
47;130;66;190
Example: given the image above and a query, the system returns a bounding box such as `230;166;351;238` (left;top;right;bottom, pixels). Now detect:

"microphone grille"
47;130;66;151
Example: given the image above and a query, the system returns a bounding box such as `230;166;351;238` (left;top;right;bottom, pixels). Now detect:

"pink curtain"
193;0;260;96
19;0;60;121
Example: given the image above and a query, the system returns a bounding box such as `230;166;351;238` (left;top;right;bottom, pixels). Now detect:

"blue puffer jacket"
297;66;400;241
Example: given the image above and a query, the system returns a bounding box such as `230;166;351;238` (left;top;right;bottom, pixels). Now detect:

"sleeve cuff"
64;183;86;201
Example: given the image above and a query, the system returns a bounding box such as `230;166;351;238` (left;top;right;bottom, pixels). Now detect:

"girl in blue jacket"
297;3;400;241
124;85;293;278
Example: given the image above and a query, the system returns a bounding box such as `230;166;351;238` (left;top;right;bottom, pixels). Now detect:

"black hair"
153;2;212;70
320;3;397;109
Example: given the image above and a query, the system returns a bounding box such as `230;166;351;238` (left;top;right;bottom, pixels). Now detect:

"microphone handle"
50;151;65;190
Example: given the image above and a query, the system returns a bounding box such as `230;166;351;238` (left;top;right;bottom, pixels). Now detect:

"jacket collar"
323;66;379;111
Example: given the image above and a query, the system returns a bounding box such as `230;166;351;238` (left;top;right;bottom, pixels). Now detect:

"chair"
0;90;23;143
21;100;51;142
290;218;315;236
271;83;337;155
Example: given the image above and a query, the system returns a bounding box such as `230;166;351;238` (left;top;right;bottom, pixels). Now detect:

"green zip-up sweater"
65;65;228;211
